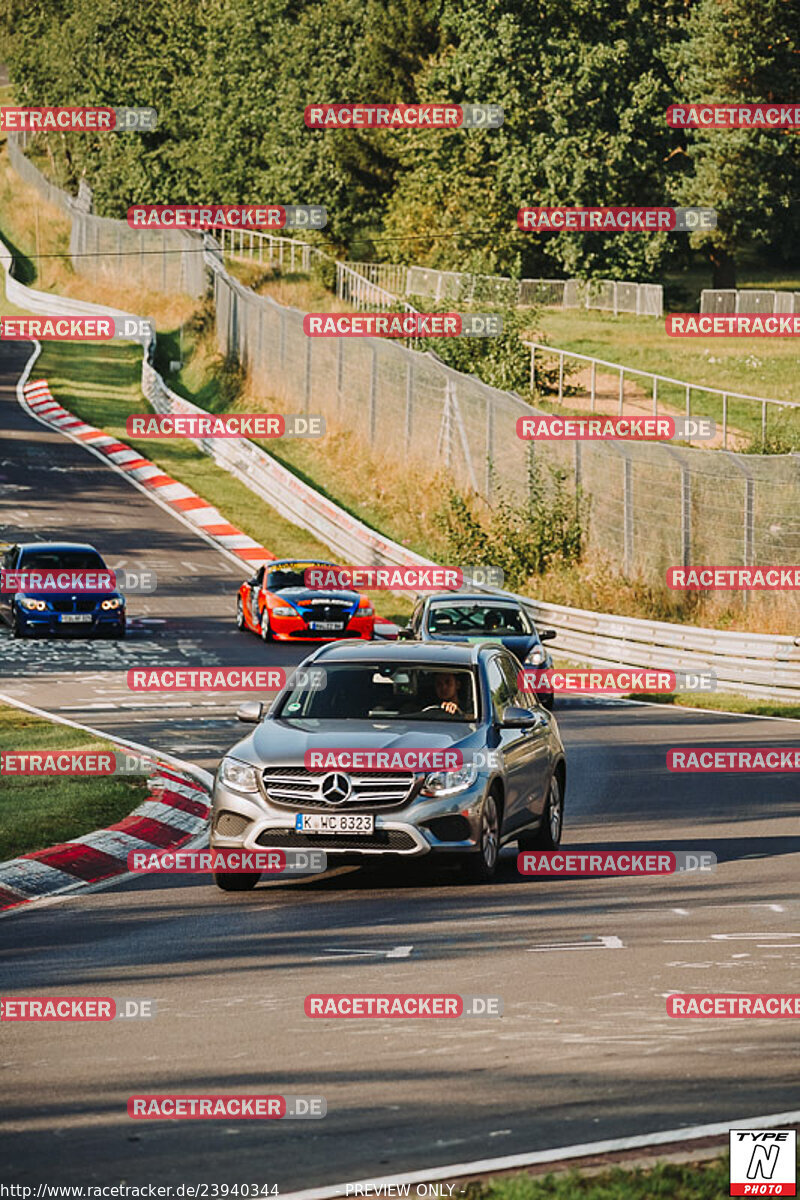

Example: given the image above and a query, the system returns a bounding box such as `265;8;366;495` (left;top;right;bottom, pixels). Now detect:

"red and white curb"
0;700;213;916
19;376;398;636
21;378;276;567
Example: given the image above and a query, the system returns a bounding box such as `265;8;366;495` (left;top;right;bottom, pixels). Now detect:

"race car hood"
271;587;363;604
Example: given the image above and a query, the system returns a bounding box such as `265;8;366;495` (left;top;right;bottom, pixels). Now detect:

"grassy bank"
463;1155;732;1199
0;704;149;861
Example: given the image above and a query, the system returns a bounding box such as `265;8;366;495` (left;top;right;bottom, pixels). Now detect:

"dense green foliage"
2;0;798;284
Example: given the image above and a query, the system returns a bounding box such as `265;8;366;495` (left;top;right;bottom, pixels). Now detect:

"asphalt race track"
2;341;799;1190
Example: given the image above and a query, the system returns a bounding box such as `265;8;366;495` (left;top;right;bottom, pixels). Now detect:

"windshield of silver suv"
275;664;479;721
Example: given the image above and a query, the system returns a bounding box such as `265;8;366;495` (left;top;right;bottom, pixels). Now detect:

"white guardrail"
2;235;799;701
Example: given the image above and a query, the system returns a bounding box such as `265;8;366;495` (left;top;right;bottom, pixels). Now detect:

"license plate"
311;621;343;631
60;614;92;623
295;813;374;834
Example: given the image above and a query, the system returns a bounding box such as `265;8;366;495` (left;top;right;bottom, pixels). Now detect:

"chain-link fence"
7;132;206;298
209;245;800;578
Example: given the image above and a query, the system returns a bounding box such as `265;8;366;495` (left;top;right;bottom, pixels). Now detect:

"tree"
664;0;800;288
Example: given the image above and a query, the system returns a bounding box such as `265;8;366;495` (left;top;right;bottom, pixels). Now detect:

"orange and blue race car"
236;559;376;642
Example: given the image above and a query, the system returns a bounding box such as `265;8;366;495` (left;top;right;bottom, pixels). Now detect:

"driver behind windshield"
432;670;468;717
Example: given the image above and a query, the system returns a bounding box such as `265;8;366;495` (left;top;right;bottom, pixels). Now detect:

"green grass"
463;1156;731;1199
34;339;335;566
635;691;800;720
531;309;799;449
31;339;413;624
0;704;149;861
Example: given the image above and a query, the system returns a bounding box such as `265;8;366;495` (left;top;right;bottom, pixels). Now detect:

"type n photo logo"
729;1129;797;1196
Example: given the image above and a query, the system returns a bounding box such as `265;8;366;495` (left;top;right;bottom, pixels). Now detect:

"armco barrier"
2;234;799;702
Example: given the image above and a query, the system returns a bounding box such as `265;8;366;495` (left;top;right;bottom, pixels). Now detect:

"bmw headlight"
218;757;260;793
18;597;47;611
421;762;479;797
272;606;296;617
525;645;547;667
101;597;124;611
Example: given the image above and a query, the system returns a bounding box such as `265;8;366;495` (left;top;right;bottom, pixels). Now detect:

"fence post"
369;346;378;443
623;456;633;574
590;360;596;412
558;352;564;403
304;336;312;414
722;393;728;449
618;368;624;415
574;441;582;518
685;384;691;418
337;339;345;417
530;345;536;393
485;389;494;499
652;375;658;416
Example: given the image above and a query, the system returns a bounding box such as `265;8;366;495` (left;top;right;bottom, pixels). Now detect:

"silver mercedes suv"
211;641;566;889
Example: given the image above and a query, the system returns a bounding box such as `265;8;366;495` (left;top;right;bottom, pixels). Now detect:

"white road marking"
313;945;415;961
527;935;623;952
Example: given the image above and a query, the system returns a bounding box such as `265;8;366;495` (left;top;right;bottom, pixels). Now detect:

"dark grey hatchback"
211;641;566;889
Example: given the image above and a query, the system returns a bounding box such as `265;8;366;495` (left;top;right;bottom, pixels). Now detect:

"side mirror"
397;626;414;640
539;629;557;641
236;701;264;723
501;705;540;728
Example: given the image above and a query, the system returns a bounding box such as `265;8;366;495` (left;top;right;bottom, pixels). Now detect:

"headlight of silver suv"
420;762;479;797
218;756;260;793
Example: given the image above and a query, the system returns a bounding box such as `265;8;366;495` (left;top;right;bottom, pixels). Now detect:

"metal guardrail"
2;234;798;702
524;340;800;449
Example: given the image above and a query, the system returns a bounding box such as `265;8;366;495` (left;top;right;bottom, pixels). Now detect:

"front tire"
259;610;272;642
235;597;246;630
518;773;563;851
461;791;501;883
11;610;30;639
213;872;260;892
